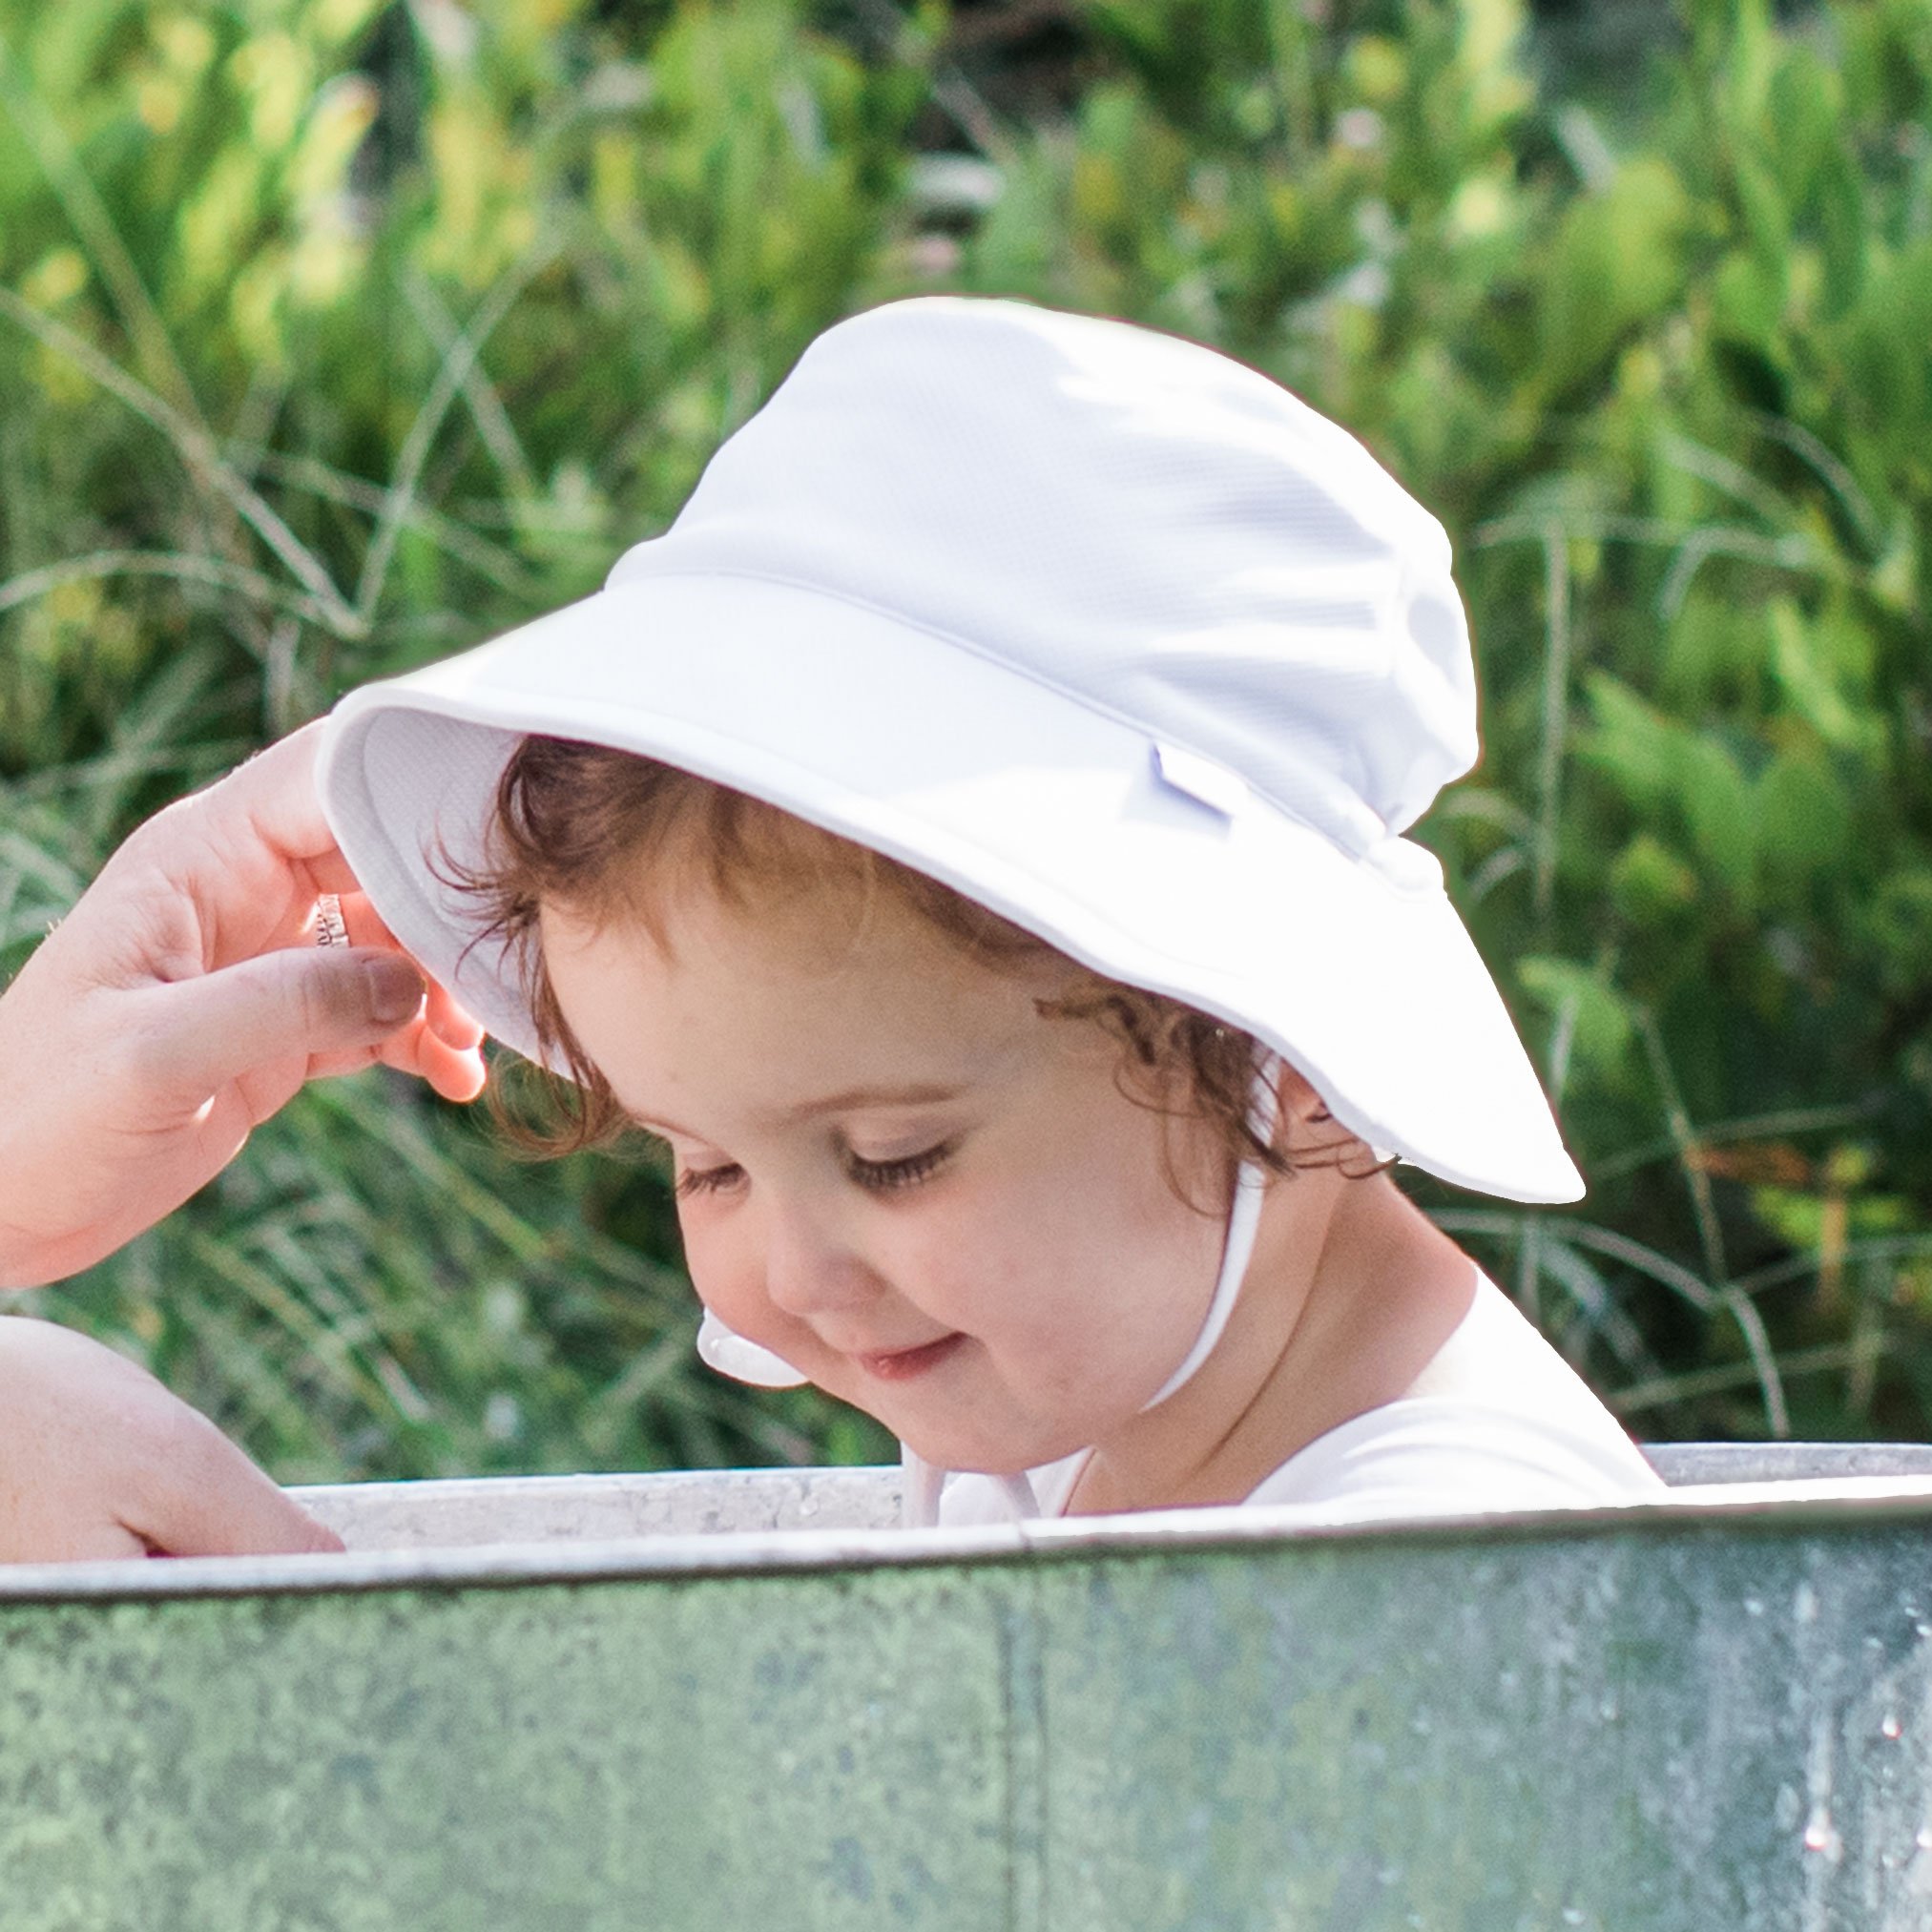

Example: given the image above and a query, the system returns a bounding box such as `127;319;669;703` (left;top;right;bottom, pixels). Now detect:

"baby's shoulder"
1250;1271;1663;1516
1400;1270;1636;1441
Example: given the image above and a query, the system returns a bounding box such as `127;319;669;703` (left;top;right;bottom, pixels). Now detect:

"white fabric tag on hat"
1153;741;1249;819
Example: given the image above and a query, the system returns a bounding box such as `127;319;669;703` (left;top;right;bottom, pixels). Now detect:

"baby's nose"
758;1208;884;1322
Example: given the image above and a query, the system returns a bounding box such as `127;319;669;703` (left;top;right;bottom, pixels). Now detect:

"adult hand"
0;1317;343;1563
0;721;488;1289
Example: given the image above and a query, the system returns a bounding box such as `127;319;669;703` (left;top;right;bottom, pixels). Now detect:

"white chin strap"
696;1310;810;1389
1134;1132;1272;1414
696;1058;1284;1528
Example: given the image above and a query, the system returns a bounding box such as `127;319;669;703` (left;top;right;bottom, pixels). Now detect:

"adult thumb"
139;946;426;1099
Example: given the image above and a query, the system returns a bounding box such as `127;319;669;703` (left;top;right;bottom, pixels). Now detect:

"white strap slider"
1153;741;1249;819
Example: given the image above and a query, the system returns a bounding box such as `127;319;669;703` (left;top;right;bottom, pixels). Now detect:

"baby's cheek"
681;1218;753;1320
909;1223;1047;1346
683;1218;802;1357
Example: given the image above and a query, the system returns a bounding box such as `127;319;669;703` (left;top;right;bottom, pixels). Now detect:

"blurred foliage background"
5;0;1932;1479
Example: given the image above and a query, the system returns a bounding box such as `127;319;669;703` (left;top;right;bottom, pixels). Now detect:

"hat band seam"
604;560;1425;885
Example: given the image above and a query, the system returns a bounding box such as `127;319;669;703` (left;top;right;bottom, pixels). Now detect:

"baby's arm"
0;1317;341;1563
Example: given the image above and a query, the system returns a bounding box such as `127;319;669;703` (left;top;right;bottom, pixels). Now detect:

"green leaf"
1610;833;1699;926
1678;734;1756;899
1519;956;1636;1076
1755;748;1853;900
1580;673;1678;813
1767;597;1863;748
1535;157;1693;399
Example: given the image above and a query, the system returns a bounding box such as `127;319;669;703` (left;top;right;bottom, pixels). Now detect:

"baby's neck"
1065;1174;1475;1515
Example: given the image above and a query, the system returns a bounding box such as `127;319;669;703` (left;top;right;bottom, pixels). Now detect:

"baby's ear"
1274;1063;1331;1126
1276;1066;1388;1174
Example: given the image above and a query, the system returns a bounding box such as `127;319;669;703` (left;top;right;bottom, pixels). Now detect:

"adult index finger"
194;721;346;876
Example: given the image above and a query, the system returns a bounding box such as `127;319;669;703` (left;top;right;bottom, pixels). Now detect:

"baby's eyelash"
675;1161;744;1199
846;1141;955;1192
675;1141;958;1199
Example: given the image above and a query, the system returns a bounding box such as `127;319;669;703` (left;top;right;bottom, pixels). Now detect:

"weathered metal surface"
1646;1443;1932;1485
294;1465;904;1548
10;1466;1932;1929
282;1446;1932;1550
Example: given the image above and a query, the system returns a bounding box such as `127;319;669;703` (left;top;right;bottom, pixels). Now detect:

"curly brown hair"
452;735;1378;1207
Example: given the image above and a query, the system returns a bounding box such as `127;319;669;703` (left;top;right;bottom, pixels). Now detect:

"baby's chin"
883;1402;1090;1480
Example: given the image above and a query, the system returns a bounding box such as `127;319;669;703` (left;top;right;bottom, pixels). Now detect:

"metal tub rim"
9;1469;1932;1606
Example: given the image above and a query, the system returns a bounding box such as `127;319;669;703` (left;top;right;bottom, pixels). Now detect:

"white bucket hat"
318;295;1581;1208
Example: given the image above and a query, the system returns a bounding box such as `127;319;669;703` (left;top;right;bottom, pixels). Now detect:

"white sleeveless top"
939;1269;1664;1527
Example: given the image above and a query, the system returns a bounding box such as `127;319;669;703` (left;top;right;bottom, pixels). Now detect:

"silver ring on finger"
314;893;349;948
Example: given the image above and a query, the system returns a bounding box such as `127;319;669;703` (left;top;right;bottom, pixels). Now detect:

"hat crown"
320;295;1580;1202
609;298;1476;853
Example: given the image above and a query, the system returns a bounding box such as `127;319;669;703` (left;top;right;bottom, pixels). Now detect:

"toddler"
320;298;1662;1527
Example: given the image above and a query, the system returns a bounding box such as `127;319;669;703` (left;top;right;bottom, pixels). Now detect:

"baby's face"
540;880;1229;1475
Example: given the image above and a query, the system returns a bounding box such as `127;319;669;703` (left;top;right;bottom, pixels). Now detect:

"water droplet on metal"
1803;1815;1838;1855
1883;1714;1903;1740
1745;1597;1765;1618
1916;1826;1932;1852
1599;1695;1619;1722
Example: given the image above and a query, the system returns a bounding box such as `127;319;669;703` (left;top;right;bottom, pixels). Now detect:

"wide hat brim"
320;570;1583;1205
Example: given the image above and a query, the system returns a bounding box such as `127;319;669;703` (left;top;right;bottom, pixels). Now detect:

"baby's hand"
0;1317;343;1564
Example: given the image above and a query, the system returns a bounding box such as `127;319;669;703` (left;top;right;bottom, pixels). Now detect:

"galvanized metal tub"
8;1449;1932;1929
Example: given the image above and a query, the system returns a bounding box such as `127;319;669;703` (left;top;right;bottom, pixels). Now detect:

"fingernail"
364;956;426;1026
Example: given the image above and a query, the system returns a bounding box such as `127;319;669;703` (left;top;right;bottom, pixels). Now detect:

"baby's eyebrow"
628;1081;970;1141
773;1081;969;1125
